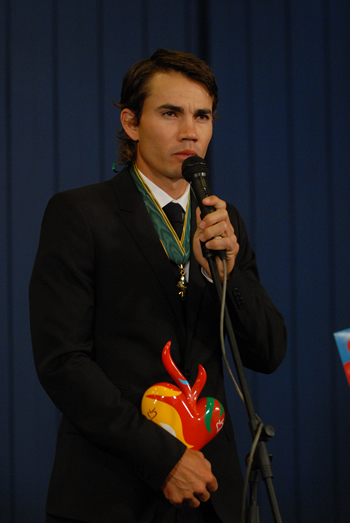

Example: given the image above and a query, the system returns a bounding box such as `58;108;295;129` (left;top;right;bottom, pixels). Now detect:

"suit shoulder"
46;167;130;210
48;178;112;206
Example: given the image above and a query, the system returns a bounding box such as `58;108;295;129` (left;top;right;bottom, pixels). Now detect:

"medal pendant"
177;264;187;300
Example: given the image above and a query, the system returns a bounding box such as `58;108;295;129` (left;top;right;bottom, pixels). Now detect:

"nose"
178;116;198;142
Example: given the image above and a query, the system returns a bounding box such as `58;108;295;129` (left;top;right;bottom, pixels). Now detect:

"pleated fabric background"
1;1;349;521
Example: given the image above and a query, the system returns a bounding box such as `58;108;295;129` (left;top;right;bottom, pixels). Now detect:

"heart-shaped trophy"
141;341;225;450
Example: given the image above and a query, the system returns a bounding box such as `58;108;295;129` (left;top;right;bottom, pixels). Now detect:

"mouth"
173;149;198;161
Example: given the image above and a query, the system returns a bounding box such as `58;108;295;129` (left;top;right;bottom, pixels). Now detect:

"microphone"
182;156;226;260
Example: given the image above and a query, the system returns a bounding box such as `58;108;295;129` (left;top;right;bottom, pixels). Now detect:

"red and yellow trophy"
142;341;225;450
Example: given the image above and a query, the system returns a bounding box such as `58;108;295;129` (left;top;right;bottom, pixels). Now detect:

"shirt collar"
138;170;190;211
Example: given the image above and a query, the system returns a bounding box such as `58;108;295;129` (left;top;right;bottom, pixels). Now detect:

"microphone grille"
182;156;209;182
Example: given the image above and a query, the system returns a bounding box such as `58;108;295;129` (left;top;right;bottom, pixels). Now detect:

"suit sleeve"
29;191;186;491
223;204;287;374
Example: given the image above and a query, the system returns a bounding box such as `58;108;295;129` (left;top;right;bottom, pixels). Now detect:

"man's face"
131;71;213;191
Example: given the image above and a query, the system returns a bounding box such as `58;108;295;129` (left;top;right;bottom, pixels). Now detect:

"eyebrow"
158;104;213;116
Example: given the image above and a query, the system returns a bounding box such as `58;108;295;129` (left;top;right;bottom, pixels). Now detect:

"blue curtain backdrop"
1;1;349;521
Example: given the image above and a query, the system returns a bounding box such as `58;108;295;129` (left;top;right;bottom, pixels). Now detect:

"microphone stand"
205;251;283;523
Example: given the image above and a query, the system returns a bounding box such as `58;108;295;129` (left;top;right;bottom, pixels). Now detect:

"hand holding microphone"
182;156;239;281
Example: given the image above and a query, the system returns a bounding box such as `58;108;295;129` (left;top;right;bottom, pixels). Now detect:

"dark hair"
115;48;218;164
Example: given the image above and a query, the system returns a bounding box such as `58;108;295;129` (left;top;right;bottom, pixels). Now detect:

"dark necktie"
163;202;184;238
162;202;187;303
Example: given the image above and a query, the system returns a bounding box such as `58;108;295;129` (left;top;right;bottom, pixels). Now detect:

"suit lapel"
110;168;187;344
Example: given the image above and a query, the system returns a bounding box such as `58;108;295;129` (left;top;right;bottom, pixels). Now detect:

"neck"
143;175;188;199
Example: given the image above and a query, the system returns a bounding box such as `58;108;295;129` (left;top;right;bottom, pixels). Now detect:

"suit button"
233;287;244;309
183;369;191;380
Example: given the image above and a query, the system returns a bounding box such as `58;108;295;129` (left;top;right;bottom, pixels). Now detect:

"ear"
120;108;139;141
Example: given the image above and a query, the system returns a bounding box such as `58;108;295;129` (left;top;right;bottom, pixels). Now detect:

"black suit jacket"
29;166;287;522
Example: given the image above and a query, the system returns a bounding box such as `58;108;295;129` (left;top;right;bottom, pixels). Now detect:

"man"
29;49;287;522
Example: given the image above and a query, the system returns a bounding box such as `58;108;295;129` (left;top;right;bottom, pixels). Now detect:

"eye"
196;113;211;121
162;110;177;117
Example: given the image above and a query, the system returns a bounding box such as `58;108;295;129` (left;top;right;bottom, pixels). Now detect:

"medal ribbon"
129;163;191;266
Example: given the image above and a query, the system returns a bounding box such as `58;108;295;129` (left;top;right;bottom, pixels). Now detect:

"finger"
202;459;218;492
200;208;228;228
187;495;201;509
201;221;230;241
195;490;211;503
207;478;218;492
202;195;227;210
